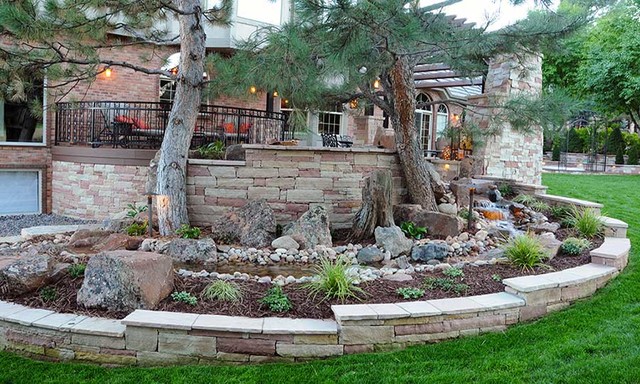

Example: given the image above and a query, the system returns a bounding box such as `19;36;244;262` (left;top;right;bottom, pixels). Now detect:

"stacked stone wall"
469;54;544;185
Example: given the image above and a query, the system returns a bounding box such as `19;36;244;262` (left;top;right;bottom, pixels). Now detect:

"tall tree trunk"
156;0;205;235
388;56;444;211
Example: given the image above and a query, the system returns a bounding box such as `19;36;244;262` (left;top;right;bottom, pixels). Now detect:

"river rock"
271;236;300;250
165;238;217;263
374;226;413;258
211;199;277;248
383;273;413;282
396;255;411;270
357;246;384;264
0;254;54;295
283;205;332;249
410;243;449;262
394;204;463;238
77;250;173;312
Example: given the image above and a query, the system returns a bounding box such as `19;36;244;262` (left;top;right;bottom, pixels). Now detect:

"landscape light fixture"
249;85;257;94
145;192;159;237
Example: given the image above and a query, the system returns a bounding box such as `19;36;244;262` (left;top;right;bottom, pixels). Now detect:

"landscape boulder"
77;250;173;312
165;238;217;263
225;144;246;161
411;243;449;262
357;246;384;264
394;204;463;238
211;199;277;248
450;178;495;208
283;205;332;249
69;229;134;252
0;254;54;295
271;236;300;250
538;232;562;260
374;226;413;258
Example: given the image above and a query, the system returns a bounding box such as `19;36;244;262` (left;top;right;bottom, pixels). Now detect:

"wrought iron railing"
54;101;292;149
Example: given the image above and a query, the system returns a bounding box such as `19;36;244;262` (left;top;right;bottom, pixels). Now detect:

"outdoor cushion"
114;115;135;124
223;122;235;134
130;117;150;130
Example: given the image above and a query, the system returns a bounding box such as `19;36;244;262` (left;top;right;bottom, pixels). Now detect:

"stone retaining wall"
0;208;629;366
187;145;408;227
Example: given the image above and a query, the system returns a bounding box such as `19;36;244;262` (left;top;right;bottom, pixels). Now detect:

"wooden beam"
413;63;451;72
415;78;484;88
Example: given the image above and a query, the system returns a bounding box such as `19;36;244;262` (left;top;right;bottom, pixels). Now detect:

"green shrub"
176;224;201;239
396;287;425;299
171;291;198;306
443;266;464;278
551;140;561;161
627;144;639;165
567;206;604;239
39;286;57;302
400;221;427;240
497;183;514;197
202;280;242;302
512;194;550;212
491;274;502;282
452;283;469;295
615;146;625;165
259;285;293;312
305;256;364;301
126;221;148;236
608;126;625;155
68;264;86;279
458;207;471;220
424;277;455;291
561;237;592;256
126;203;147;218
196;140;225;160
567;127;584;153
502;233;549;271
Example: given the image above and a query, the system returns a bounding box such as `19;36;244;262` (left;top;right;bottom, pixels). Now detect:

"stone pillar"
468;53;544;185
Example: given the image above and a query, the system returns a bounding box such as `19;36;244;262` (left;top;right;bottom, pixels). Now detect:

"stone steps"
600;216;628;238
20;224;101;240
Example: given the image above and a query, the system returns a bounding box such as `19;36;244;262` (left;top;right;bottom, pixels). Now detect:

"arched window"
436;104;449;139
415;93;433;151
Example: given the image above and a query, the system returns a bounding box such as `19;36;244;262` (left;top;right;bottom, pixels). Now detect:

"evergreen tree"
567;127;585;153
607;126;625;155
627;144;639;165
552;139;561;161
210;0;594;210
615;146;625;164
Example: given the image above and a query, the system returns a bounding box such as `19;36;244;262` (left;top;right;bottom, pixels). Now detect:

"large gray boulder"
271;236;300;250
450;178;494;208
394;204;463;238
411;243;449;262
283;206;332;249
211;199;276;248
0;254;54;295
538;232;562;260
357;246;384;264
165;238;217;263
374;226;413;258
77;250;173;312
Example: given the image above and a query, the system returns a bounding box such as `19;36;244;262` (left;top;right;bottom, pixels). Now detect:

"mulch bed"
3;235;600;320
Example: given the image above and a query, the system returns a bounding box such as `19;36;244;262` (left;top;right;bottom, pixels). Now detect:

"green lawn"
2;173;640;384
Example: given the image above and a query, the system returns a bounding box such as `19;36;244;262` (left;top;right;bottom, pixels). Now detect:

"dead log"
351;169;395;241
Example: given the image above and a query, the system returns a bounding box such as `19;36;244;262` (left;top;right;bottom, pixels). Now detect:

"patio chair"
321;133;339;147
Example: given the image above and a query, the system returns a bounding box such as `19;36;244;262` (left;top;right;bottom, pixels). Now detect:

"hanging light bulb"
249;85;257;94
273;90;279;97
349;99;358;109
104;67;112;78
373;79;380;89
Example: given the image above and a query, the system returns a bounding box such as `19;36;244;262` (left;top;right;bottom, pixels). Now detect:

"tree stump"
351;170;395;241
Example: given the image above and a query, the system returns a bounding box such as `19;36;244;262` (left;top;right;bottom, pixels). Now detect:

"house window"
317;104;343;136
159;78;177;104
237;0;283;25
0;77;45;145
0;170;41;215
415;93;433;151
436;104;449;138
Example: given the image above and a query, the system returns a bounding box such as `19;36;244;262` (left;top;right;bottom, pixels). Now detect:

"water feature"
474;198;521;238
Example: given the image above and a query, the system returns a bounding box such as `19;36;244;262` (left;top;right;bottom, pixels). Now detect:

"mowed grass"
2;173;640;384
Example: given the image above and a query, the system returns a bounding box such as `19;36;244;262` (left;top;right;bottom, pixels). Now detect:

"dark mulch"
3;240;596;320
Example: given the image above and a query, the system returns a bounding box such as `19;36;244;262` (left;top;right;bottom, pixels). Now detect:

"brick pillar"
469;53;543;185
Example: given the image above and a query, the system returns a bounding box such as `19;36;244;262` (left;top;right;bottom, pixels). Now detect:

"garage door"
0;170;41;215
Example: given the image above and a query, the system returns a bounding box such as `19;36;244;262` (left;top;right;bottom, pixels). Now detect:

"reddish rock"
77;250;173;312
394;204;463;238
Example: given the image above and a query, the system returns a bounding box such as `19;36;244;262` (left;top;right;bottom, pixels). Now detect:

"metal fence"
54;101;292;149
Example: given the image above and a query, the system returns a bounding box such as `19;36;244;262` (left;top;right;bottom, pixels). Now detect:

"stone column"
468;53;544;185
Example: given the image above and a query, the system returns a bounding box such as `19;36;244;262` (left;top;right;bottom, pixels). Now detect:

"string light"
104;67;112;78
249;85;257;94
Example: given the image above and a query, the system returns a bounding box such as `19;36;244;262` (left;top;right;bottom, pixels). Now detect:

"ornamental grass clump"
567;206;604;239
561;237;591;256
202;280;242;302
502;233;549;272
305;256;364;301
512;194;550;212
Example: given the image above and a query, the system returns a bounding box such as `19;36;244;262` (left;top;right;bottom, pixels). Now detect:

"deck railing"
54;101;292;149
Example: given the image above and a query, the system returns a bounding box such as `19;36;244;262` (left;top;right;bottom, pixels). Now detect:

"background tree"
0;0;233;235
209;0;592;211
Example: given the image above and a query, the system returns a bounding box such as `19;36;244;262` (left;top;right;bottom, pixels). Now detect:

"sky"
421;0;560;30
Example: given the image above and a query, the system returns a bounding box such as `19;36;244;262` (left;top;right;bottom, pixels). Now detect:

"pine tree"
615;146;625;165
607;126;625;155
552;140;561;161
209;0;593;211
567;128;585;153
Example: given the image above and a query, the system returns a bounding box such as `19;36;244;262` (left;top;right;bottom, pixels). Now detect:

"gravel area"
0;214;97;237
